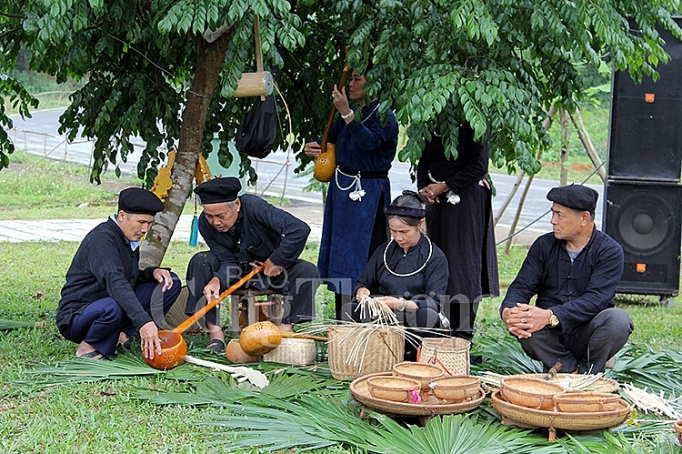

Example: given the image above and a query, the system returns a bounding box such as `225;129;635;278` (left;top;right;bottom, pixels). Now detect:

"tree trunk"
559;108;570;187
569;108;607;183
140;31;234;268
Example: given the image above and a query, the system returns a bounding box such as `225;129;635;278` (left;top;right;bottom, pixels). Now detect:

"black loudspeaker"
604;20;682;299
607;20;682;181
604;180;681;296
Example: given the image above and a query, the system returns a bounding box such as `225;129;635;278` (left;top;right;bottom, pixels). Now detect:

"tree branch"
0;26;23;40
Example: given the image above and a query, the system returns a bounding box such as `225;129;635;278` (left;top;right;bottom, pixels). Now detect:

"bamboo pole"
504;150;542;253
569;108;607;183
559;108;570;187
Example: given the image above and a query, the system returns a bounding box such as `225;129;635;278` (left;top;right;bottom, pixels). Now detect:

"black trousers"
518;308;633;374
185;251;320;326
61;274;181;356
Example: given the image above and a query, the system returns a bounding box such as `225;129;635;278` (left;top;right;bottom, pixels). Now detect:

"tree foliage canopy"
2;0;681;176
1;0;680;262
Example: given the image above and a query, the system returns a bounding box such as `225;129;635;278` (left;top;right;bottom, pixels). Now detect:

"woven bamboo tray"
490;390;631;441
482;373;620;394
350;372;485;418
522;374;620;393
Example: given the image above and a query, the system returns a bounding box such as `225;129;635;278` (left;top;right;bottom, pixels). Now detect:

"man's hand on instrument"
262;258;282;277
203;277;221;303
152;268;174;292
139;321;161;360
304;141;321;158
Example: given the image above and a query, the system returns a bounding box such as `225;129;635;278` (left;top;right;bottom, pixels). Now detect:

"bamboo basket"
262;337;317;366
417;337;470;376
500;377;566;410
553;391;622;413
491;390;631;440
327;325;405;380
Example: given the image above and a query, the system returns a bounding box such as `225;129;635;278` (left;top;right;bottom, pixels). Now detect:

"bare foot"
206;321;225;343
279;324;293;332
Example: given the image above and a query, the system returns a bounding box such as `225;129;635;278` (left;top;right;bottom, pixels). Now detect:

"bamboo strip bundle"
622;383;682;419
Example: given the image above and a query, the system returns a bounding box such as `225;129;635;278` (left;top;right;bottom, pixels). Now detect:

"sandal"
116;338;134;355
206;338;226;353
77;350;104;359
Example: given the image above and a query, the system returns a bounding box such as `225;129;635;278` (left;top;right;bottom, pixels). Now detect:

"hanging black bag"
236;95;277;159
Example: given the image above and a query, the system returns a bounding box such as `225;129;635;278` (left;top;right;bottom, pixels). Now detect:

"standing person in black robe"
417;124;499;342
184;177;320;352
344;191;449;360
57;188;182;360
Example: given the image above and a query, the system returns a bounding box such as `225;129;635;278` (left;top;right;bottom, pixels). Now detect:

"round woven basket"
366;376;421;402
553;391;622;413
393;361;445;392
351;372;485;417
417;337;470;376
500;377;566;410
482;373;620;394
327;325;405;380
262;337;316;366
430;376;481;403
491;390;631;433
522;373;620;393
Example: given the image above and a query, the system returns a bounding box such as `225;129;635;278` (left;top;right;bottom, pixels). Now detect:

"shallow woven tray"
491;390;631;432
482;373;620;394
522;374;620;393
350;372;485;417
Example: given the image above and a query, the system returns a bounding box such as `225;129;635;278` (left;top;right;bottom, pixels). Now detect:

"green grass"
0;151;201;220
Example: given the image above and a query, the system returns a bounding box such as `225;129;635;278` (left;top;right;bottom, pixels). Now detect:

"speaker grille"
604;181;681;295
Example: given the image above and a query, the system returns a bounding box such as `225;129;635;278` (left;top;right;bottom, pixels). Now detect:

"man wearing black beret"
57;188;182;360
500;184;634;374
186;177;320;352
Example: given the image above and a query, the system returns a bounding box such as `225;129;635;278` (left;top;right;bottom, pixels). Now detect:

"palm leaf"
0;319;39;330
135;372;346;407
472;332;542;375
610;343;682;394
20;353;203;384
204;394;375;452
360;412;557;454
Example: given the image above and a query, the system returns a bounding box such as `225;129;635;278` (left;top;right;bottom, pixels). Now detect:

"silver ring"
521;318;526;324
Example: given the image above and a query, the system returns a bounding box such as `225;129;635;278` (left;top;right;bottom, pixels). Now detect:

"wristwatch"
548;310;560;328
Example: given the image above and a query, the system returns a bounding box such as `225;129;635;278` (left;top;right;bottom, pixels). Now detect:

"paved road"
8;108;605;245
